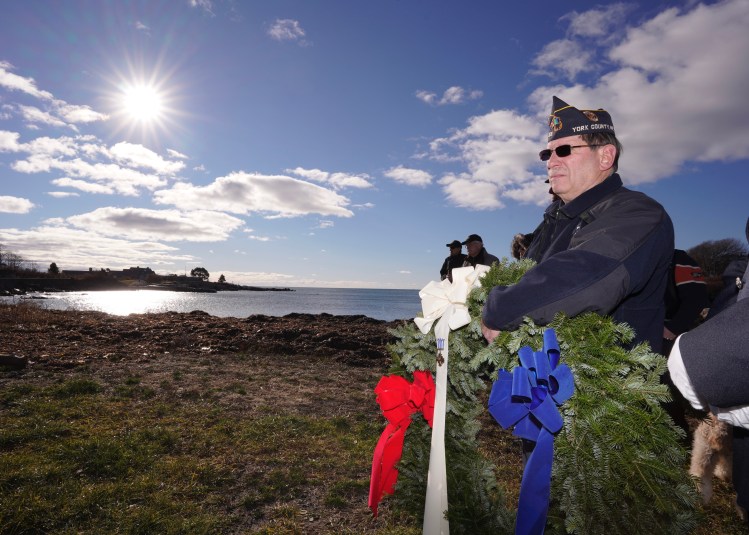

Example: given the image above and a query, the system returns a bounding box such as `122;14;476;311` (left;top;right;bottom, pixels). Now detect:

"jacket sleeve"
482;192;673;331
440;258;449;279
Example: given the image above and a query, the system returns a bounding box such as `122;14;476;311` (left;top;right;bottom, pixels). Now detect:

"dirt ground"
1;303;414;534
0;303;405;452
0;304;402;369
0;305;406;424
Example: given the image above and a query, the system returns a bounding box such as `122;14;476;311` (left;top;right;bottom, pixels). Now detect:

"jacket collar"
558;173;622;218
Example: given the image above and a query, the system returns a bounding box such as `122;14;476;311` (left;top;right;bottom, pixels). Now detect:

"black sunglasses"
539;144;604;161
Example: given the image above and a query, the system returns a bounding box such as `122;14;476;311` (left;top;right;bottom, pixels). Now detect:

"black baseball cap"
462;234;482;245
446;240;462;248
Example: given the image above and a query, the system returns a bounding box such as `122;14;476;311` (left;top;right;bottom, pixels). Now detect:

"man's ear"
599;144;616;171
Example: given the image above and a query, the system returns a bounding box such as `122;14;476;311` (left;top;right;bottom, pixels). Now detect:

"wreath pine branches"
385;259;699;534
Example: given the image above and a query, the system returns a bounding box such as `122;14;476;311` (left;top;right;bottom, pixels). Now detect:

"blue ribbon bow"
488;329;574;535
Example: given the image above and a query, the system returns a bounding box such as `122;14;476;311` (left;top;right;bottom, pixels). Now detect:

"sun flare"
122;85;163;122
105;64;184;143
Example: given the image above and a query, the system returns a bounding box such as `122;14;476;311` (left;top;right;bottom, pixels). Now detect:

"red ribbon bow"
368;370;435;516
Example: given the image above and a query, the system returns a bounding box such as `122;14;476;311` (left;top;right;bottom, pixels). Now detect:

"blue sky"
0;0;747;289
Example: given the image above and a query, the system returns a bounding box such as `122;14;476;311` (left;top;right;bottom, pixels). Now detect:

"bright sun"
122;85;163;122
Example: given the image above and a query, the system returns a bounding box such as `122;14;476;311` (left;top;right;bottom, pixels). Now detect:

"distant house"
119;266;155;281
61;268;105;279
62;266;156;281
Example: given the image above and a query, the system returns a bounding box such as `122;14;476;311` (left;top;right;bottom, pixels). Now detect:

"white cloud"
51;177;115;195
109;142;185;174
154;171;354;218
24;136;78;157
241;228;279;243
317;220;334;229
189;0;214;16
0;61;54;100
47;191;80;198
561;3;633;39
13;155;166;196
167;148;188;159
384;165;433;187
289;167;327;182
531;39;596;81
7;135;180;195
0;195;34;213
287;167;373;189
416;86;483;106
415;90;437;105
0;63;108;128
65;207;244;242
18;105;69;129
425;109;546;206
532;4;633;80
54;102;108;124
502;179;554;205
0;130;21;151
438;173;504;210
268;19;307;43
0;225;194;270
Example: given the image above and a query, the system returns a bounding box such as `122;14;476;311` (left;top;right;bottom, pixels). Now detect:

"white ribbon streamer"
415;265;489;535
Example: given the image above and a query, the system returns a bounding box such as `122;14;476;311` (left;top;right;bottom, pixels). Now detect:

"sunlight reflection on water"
3;288;421;321
61;290;185;315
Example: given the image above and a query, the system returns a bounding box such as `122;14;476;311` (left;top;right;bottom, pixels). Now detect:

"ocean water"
2;287;422;322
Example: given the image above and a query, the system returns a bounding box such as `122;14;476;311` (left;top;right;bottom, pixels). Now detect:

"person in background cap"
440;240;467;282
482;95;674;355
461;234;499;269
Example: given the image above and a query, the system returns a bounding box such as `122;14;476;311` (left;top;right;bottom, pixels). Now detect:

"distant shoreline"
0;277;294;296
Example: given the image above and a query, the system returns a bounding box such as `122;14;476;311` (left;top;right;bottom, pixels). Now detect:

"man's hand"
482;320;500;344
663;326;677;341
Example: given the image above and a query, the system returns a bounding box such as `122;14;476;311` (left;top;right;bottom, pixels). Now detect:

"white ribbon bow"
415;264;489;535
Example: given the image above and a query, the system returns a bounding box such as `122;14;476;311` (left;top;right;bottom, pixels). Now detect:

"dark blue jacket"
680;295;749;408
482;174;674;352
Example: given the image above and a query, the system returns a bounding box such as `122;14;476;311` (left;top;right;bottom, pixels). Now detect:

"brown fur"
690;413;747;520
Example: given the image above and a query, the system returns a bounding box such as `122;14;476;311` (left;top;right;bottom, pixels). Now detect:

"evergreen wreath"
384;259;699;534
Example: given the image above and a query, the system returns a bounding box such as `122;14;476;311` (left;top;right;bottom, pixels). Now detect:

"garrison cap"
548;96;615;141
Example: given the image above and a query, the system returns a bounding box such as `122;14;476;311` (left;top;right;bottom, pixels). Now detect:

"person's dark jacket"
483;174;674;352
463;248;499;268
679;295;749;409
665;249;710;335
440;253;467;280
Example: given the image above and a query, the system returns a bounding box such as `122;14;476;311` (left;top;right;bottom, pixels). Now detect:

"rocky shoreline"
0;304;405;370
0;277;294;296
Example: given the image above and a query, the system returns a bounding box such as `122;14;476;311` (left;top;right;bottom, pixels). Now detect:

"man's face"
546;135;608;203
466;240;482;257
450;245;462;255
